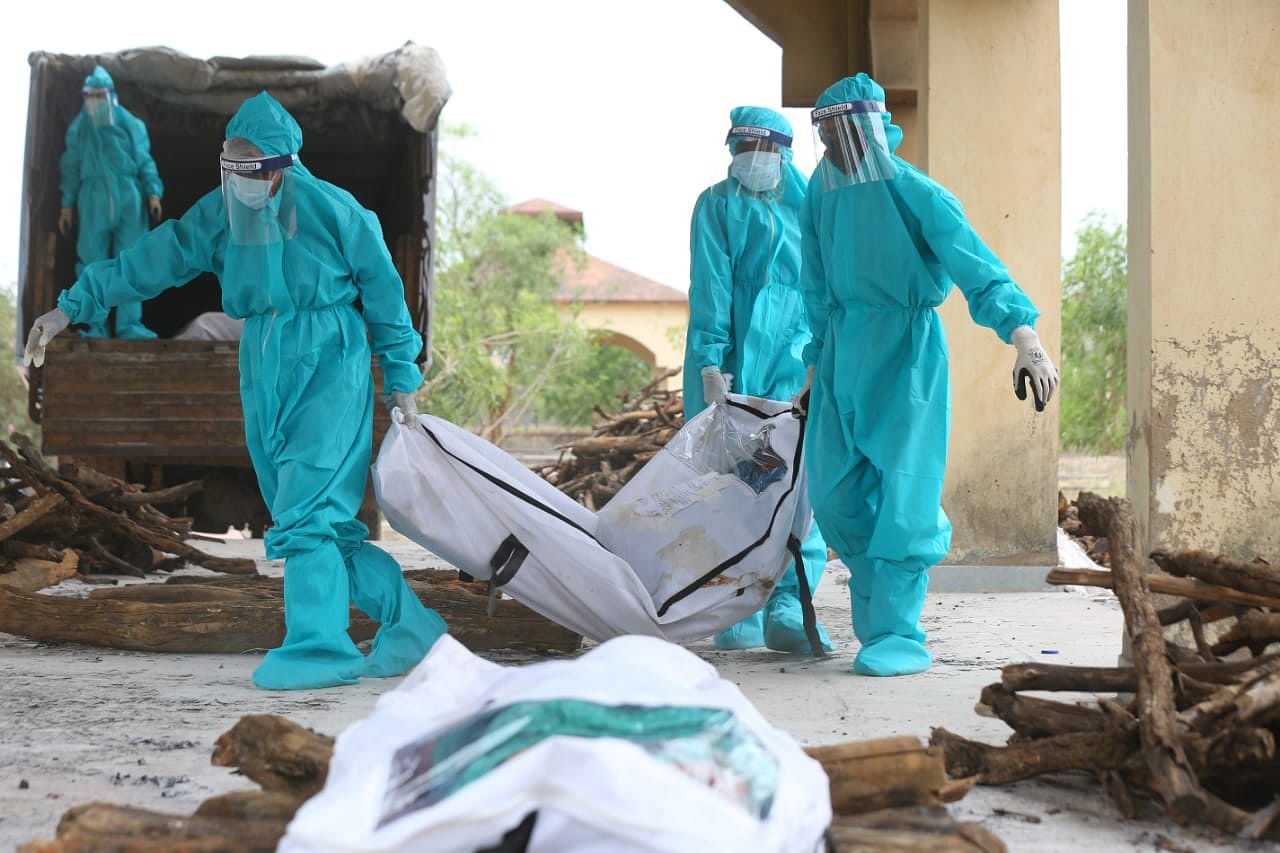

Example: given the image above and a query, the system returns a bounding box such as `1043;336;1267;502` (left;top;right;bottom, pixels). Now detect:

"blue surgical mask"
730;152;782;193
230;173;275;210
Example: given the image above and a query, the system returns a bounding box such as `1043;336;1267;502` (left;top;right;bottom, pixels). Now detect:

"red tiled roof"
501;198;584;225
557;253;687;304
503;198;685;304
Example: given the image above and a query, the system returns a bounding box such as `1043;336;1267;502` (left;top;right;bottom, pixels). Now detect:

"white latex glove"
700;366;730;407
58;208;73;236
148;196;162;222
791;365;816;415
385;390;419;422
1010;325;1059;412
24;308;71;368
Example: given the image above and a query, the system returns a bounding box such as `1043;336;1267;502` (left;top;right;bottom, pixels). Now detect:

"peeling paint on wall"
1147;328;1280;561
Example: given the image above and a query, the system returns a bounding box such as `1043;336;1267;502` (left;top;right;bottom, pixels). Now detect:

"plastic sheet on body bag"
666;403;789;494
378;699;779;828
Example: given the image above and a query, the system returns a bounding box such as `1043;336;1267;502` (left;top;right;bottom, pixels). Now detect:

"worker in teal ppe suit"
26;92;448;691
57;65;162;340
796;75;1059;676
683;106;833;655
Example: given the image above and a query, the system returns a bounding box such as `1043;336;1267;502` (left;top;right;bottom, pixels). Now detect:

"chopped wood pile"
534;368;683;509
22;717;1006;852
0;433;256;591
1058;490;1111;567
932;492;1280;843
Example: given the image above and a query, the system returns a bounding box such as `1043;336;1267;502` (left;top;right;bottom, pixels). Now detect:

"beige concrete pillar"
1128;0;1280;561
923;0;1062;565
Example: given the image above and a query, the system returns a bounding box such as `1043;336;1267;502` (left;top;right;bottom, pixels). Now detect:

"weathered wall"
925;0;1062;564
573;302;689;375
1129;0;1280;560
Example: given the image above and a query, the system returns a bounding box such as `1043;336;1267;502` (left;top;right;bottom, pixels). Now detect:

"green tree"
0;287;38;440
535;341;653;427
1060;212;1127;454
423;127;652;440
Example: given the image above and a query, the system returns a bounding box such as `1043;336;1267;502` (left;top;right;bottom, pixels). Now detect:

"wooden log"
193;790;306;824
18;802;284;853
803;736;948;815
112;480;203;507
0;550;80;593
828;806;1007;853
568;434;663;458
1212;611;1280;657
0;492;64;543
212;715;333;798
929;726;1137;784
1182;658;1280;733
979;685;1120;739
1091;496;1203;823
2;540;62;561
85;537;146;578
1150;549;1280;600
1046;567;1280;612
88;585;268;604
1082;494;1250;832
0;573;581;655
1000;658;1274;693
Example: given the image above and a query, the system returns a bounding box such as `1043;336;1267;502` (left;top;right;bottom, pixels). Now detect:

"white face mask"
729;151;782;193
229;173;275;210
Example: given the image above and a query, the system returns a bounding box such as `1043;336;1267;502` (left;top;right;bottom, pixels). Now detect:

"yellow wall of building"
1128;0;1280;561
572;302;689;375
924;0;1062;564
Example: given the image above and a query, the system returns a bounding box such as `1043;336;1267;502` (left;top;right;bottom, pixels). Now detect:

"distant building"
502;199;688;382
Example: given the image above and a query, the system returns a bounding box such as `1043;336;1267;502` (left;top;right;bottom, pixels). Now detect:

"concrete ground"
0;534;1263;852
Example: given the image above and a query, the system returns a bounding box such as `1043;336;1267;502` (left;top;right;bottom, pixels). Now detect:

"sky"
0;0;1125;292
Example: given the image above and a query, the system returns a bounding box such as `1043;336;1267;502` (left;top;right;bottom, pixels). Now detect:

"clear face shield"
220;152;297;246
725;125;791;197
82;88;115;127
811;100;896;192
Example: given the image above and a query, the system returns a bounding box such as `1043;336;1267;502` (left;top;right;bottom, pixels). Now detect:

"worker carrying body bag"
372;394;822;651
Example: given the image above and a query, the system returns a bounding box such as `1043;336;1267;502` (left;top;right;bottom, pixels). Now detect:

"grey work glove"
148;196;163;222
24;308;71;368
58;207;74;236
385;390;419;422
1010;325;1059;412
791;365;815;415
700;366;731;407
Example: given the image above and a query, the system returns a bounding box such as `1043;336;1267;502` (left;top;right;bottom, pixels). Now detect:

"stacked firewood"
933;492;1280;842
535;368;684;509
0;433;255;592
23;717;1007;852
1058;490;1111;567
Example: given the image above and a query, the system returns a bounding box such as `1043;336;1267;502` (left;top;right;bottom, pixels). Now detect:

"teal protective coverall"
684;106;832;654
801;75;1040;676
57;92;447;690
59;65;161;339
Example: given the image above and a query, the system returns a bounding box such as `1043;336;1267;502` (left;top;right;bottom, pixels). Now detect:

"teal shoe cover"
253;542;364;690
345;542;447;678
848;560;931;677
713;611;765;650
763;595;834;654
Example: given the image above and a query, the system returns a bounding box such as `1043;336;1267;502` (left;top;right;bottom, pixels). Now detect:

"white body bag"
281;634;832;852
372;395;821;647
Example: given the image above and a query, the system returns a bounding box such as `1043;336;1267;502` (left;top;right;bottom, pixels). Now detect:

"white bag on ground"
372;395;818;644
280;634;831;853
